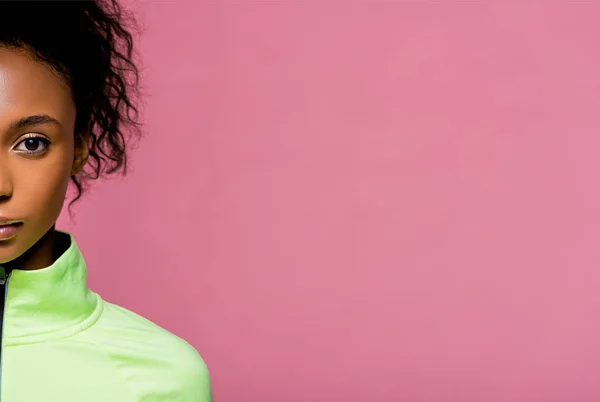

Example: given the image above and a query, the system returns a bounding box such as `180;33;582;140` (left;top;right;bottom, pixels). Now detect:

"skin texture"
0;48;88;271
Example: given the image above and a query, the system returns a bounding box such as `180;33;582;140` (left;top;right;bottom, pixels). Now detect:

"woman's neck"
6;226;68;271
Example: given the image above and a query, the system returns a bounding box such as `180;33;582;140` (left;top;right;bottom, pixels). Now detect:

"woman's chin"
0;243;24;265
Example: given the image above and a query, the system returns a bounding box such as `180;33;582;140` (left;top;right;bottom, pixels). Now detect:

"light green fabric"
0;231;211;401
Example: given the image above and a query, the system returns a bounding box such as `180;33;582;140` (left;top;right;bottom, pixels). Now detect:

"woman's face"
0;48;83;265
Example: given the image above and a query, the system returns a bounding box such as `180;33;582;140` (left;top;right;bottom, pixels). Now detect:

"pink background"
58;2;600;401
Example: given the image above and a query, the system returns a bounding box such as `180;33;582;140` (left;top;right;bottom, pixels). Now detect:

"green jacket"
0;231;212;401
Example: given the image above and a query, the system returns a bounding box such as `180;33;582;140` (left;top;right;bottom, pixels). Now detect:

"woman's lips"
0;222;23;241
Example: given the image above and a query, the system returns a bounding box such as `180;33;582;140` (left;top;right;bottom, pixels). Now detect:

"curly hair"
0;0;141;211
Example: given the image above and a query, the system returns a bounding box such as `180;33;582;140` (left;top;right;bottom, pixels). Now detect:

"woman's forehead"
0;48;75;131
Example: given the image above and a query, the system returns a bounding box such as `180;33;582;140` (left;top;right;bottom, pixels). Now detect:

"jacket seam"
3;293;104;346
78;332;142;402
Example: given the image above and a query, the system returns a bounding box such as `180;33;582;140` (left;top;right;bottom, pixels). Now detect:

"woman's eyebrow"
9;114;62;130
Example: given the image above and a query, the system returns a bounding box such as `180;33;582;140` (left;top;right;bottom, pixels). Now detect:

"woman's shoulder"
80;298;212;401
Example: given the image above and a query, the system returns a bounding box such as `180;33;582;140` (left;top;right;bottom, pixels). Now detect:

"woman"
0;1;212;401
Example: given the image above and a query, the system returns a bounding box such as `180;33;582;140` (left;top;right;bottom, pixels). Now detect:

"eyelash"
13;134;51;156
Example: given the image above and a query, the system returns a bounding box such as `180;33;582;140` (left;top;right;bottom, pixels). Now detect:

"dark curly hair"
0;0;141;212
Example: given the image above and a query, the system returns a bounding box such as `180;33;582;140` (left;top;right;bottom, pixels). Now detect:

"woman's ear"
71;132;90;176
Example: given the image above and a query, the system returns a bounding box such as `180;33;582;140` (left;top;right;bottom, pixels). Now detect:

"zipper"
0;267;10;402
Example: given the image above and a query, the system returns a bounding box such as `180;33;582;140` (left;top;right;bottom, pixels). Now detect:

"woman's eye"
14;137;50;154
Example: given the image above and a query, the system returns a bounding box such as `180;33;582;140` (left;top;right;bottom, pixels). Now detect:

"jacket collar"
2;230;100;344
